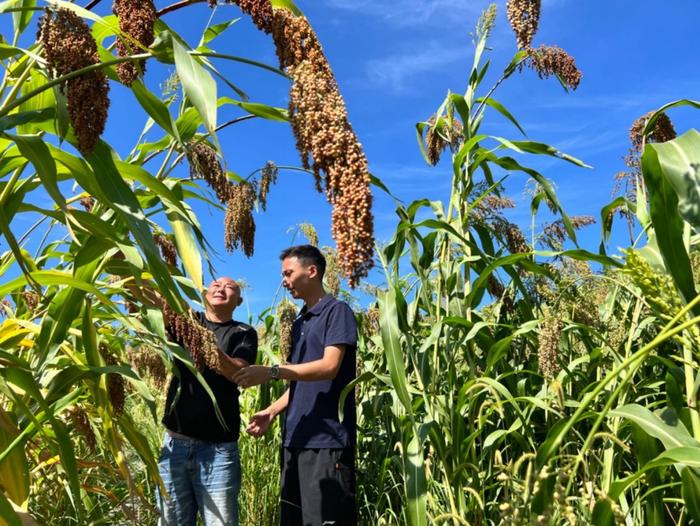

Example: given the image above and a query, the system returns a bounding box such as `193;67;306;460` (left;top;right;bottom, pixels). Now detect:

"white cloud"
365;41;466;92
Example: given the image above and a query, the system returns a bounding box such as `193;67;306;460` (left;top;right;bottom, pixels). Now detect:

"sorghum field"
1;0;699;525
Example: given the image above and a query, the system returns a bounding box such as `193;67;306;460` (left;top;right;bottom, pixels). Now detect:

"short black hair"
280;244;326;280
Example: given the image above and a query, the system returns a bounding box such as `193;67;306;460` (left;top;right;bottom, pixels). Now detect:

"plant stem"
157;0;206;17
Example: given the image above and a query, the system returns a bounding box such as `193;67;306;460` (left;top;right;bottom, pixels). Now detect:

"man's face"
281;257;315;299
205;277;241;310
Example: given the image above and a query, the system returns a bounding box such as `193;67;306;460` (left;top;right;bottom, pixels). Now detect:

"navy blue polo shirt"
283;294;357;449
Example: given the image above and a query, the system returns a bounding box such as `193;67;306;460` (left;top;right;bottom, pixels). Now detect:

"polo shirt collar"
302;293;333;317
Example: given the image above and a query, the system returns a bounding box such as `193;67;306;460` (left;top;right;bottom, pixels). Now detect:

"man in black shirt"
233;246;357;525
156;277;257;526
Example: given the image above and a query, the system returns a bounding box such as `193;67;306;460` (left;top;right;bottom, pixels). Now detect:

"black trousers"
280;447;356;526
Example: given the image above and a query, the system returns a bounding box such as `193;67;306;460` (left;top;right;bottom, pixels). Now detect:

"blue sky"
10;1;700;320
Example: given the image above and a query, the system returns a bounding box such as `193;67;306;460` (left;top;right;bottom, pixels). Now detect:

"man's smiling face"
205;277;241;310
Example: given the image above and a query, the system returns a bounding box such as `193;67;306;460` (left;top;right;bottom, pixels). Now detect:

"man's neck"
302;287;327;310
205;307;233;323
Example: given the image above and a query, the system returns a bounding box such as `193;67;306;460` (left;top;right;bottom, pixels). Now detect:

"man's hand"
246;408;274;437
232;365;270;388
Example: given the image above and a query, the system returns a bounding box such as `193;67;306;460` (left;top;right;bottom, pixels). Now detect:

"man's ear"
307;264;318;280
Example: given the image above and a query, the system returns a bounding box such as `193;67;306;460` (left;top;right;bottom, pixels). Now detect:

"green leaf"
131;80;181;144
166;207;203;291
378;288;413;418
609;404;698;450
200;18;240;46
404;431;427;526
476;97;526;136
223;99;288;122
682;467;700;523
6;133;66;209
641;138;697;305
12;0;35;36
173;38;218;144
84;142;183;309
0;108;54;133
494;138;591;168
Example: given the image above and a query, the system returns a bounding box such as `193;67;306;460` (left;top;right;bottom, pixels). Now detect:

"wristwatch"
270;364;280;380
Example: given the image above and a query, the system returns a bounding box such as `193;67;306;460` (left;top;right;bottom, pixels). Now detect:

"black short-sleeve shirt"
162;312;257;442
283;295;357;449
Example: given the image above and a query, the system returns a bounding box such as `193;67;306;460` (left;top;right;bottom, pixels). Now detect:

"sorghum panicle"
299;223;319;247
221;0;274;33
80;196;95;213
99;345;126;416
224;182;256;257
154;232;178;267
277;300;297;360
629;111;677;152
67;407;97;453
113;0;157;86
538;316;562;378
258;161;279;211
506;0;541;49
424;115;464;166
187;141;232;203
270;9;374;286
163;303;221;372
38;8;110;155
526;45;582;91
322;246;341;297
127;345;167;389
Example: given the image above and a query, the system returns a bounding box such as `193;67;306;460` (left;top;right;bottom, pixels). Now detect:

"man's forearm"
278;360;338;382
269;389;290;417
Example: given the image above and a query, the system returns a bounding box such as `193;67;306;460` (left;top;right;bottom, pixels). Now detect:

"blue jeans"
156;433;241;526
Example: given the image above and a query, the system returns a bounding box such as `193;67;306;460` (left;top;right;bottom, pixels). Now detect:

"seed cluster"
299;223;319;247
268;9;374;287
424;115;464;166
163;302;221;371
99;345;126;416
476;3;498;41
258;161;278;211
188;141;231;203
0;298;11;318
67;407;97;453
487;275;514;314
225;182;256;256
506;0;541;50
615;111;677;212
38;8;109;155
502;220;530;254
361;305;381;339
542;215;595;251
80;196;95;212
113;0;157;86
22;290;39;311
321;246;341;296
127;345;167;389
154;232;178;266
526;45;582;91
277;300;297;360
538;316;561;378
629;111;676;152
213;1;274;33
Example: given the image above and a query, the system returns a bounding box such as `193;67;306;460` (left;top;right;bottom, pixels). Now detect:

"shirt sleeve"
232;327;258;365
324;302;358;348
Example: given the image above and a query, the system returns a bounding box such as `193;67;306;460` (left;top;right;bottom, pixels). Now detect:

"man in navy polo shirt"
233;245;357;525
